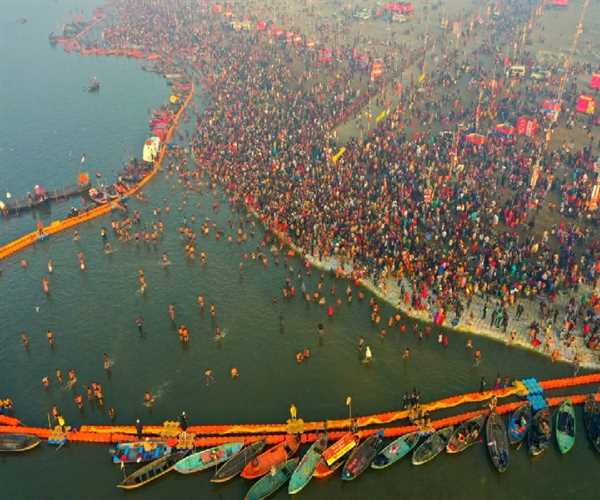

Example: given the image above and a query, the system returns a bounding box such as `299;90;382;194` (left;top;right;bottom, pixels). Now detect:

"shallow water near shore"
1;1;600;499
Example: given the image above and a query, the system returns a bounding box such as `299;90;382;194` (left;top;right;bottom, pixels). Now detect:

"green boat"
174;442;243;474
288;435;328;494
555;400;576;454
244;458;299;500
412;426;454;465
371;431;420;469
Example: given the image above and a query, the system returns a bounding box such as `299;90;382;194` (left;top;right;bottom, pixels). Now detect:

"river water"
0;1;598;499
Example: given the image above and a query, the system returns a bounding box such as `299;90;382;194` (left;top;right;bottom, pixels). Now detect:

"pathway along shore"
0;82;194;261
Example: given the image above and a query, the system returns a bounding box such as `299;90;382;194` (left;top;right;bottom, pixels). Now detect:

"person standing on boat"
135;418;143;439
179;411;188;432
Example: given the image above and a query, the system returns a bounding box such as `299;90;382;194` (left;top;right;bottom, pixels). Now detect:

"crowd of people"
6;0;600;427
74;0;600;364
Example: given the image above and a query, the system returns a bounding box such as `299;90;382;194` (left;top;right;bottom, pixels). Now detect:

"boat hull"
0;434;41;452
555;400;576;455
211;440;266;483
174;442;243;474
117;450;189;490
244;459;298;500
446;415;486;454
584;395;600;454
241;435;300;479
529;408;552;457
508;402;532;445
109;441;170;464
288;435;327;494
341;434;382;480
412;427;453;466
372;431;420;469
486;412;510;472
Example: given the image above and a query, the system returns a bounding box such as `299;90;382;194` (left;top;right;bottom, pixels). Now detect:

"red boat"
240;434;300;479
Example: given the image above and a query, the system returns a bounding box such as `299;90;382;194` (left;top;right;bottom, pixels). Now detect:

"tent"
370;58;384;81
590;73;600;90
495;123;514;136
465;133;487;145
576;95;596;114
541;98;561;113
383;2;414;14
516;116;538;137
352;49;369;69
256;20;267;31
318;48;334;63
551;0;569;6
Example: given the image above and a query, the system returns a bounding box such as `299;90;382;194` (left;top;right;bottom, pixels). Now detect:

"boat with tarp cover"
109;440;170;464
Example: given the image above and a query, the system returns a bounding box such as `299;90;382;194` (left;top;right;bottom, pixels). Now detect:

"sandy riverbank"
300;252;600;370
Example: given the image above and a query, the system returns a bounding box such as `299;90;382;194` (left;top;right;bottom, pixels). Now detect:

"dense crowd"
81;0;600;364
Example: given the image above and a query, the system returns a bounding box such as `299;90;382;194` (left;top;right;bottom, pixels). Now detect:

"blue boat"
507;402;531;445
371;431;420;469
109;440;171;464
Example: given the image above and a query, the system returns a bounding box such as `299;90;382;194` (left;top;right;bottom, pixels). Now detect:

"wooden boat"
174;442;243;474
341;433;383;480
0;434;41;452
412;426;453;465
109;440;170;464
241;434;300;479
117;450;189;490
244;458;298;500
529;407;552;457
314;432;360;478
507;402;532;445
486;412;509;472
555;399;575;454
446;414;486;454
288;434;328;494
584;394;600;453
211;439;267;483
371;431;420;469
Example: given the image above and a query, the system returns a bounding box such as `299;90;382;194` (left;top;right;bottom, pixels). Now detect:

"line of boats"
2;395;600;498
